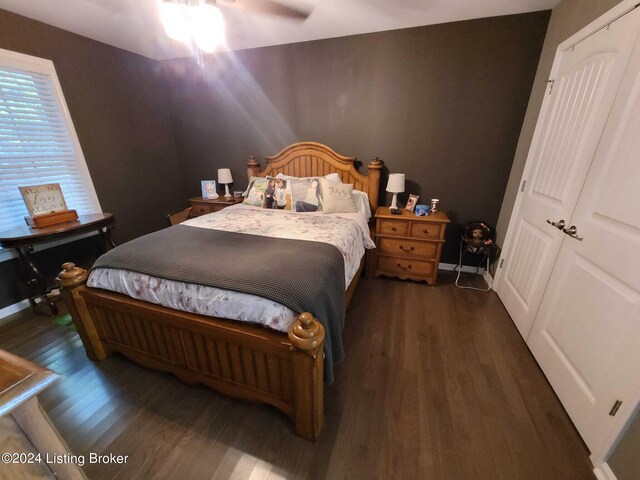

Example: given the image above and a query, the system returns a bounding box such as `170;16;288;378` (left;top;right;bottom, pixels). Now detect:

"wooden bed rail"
56;263;325;441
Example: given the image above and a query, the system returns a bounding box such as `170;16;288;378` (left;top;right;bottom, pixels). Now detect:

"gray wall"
161;12;550;265
610;406;640;480
0;9;185;308
495;0;624;245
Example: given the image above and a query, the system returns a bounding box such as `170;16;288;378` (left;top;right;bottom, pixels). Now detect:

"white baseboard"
0;299;31;324
483;269;494;290
439;262;486;274
594;463;617;480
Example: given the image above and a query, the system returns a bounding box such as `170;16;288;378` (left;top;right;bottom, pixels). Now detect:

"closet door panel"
496;7;640;338
528;23;640;453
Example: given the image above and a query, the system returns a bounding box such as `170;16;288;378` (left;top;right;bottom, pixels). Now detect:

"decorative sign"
19;183;69;216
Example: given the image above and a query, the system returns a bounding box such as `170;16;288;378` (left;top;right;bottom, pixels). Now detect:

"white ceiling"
0;0;560;60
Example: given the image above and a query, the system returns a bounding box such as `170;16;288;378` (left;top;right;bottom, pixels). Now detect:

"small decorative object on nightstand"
201;180;218;199
405;194;419;212
188;196;243;216
373;206;450;285
386;173;405;214
218;168;233;198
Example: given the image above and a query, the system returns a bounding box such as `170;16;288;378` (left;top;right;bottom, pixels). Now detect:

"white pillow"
320;178;357;214
352;190;372;219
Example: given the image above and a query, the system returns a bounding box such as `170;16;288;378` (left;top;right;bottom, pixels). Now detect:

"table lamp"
218;168;233;198
386;173;405;213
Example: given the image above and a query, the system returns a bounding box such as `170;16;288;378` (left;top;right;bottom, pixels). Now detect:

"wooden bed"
57;142;382;441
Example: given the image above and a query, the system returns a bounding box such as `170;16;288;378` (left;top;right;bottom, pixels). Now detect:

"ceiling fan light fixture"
160;0;226;52
192;4;225;52
160;2;192;43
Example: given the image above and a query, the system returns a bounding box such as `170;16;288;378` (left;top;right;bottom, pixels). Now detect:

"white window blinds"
0;50;100;231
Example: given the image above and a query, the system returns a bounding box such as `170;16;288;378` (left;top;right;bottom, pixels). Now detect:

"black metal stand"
454;238;491;292
17;245;59;315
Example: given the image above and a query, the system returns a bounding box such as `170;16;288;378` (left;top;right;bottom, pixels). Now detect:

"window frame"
0;48;102;260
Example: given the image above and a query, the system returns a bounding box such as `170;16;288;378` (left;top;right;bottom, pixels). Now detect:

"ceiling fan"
161;0;312;53
164;0;312;21
214;0;312;21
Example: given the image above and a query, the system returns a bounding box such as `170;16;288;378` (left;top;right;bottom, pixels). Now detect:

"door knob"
562;225;583;241
546;219;566;230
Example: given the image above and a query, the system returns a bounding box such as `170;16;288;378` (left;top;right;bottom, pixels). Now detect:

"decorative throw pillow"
243;177;269;207
243;176;292;210
271;177;292;210
290;178;323;212
320;178;357;214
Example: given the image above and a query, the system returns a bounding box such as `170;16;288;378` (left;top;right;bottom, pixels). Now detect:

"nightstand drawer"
378;237;437;258
377;256;434;277
189;196;244;217
191;204;213;216
211;204;228;213
378;219;409;237
410;223;442;240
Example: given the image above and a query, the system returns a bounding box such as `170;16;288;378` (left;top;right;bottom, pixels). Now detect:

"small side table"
0;213;115;315
189;196;243;216
373;207;450;285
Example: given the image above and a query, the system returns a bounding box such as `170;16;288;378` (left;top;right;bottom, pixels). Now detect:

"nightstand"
373;207;450;285
188;196;243;216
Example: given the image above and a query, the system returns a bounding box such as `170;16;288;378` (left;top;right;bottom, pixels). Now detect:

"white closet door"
527;28;640;453
495;8;640;338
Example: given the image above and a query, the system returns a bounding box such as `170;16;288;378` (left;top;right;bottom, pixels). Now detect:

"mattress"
88;204;375;332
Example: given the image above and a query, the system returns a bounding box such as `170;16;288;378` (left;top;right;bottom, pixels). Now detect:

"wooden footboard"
56;263;325;441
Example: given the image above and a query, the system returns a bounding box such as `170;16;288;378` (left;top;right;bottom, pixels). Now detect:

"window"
0;49;100;232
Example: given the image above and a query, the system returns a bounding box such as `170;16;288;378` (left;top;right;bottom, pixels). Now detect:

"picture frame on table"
201;180;218;199
405;194;419;212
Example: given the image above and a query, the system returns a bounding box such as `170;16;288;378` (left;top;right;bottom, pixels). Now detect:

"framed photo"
201;180;217;199
405;194;419;212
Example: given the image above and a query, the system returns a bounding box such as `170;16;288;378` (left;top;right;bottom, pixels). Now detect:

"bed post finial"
56;263;106;361
57;262;88;288
288;312;325;353
247;155;260;180
368;156;383;210
288;312;324;441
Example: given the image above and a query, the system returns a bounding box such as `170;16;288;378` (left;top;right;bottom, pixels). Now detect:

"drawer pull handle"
399;246;415;253
391;226;397;231
397;263;412;270
422;229;428;234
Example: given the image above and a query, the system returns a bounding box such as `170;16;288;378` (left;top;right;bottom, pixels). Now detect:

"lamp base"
390;193;399;210
224;184;232;198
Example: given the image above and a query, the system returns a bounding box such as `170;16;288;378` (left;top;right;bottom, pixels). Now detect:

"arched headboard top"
246;142;383;211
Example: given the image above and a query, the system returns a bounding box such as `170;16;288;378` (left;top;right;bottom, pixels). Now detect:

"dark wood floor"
0;273;595;480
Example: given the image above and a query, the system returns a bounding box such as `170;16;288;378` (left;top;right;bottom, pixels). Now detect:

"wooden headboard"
246;142;383;211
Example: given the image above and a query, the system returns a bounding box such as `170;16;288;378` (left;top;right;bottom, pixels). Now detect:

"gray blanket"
92;224;345;383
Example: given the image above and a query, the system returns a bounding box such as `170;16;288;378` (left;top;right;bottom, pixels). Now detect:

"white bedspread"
88;205;374;332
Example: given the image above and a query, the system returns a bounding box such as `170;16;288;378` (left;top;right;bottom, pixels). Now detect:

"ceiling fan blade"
217;0;313;21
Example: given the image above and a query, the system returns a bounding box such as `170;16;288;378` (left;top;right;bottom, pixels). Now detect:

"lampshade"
386;173;405;193
218;168;233;184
